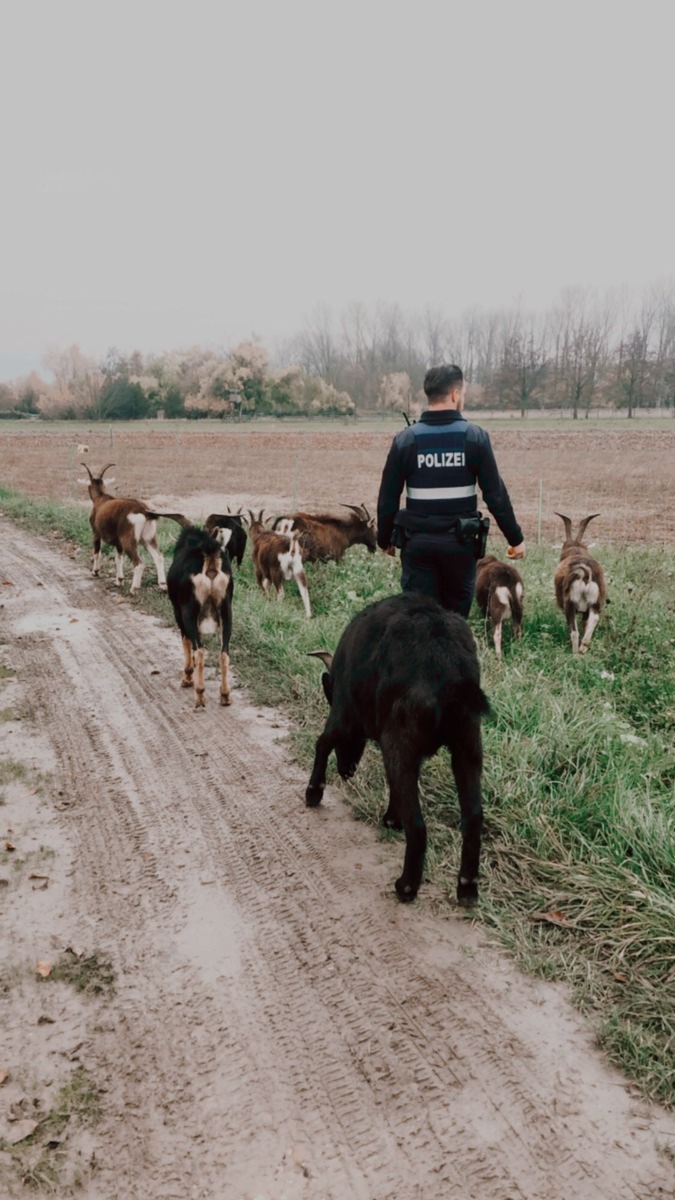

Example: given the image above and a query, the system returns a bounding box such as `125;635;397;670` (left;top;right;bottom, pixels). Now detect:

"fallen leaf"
612;971;629;983
37;1015;55;1025
2;579;14;586
29;873;49;880
5;841;15;852
32;879;49;891
36;961;53;978
150;669;160;675
531;910;568;926
69;617;79;624
0;1068;9;1085
6;1118;38;1144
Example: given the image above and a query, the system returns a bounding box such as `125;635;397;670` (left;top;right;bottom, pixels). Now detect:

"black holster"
454;513;491;559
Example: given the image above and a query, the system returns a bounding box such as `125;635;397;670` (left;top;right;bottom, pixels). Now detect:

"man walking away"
377;364;525;616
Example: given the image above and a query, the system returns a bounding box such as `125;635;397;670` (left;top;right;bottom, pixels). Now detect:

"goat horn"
554;512;573;541
340;504;365;517
100;463;116;478
80;463;95;480
360;502;372;520
575;514;601;541
307;650;334;670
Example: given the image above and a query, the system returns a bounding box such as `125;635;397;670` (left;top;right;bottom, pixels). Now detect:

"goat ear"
554;512;573;541
307;650;334;671
575;513;600;541
77;477;90;485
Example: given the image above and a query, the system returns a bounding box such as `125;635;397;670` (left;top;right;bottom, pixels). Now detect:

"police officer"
377;364;525;616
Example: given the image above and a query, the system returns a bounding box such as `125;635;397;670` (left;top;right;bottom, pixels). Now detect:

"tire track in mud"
2;521;675;1200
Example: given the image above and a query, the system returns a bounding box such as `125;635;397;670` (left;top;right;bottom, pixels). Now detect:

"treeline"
2;280;675;420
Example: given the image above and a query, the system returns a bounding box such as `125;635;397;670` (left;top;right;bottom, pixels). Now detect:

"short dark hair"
423;364;464;400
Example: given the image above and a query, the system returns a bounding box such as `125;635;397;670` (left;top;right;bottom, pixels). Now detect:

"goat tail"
144;511;193;528
442;678;491;720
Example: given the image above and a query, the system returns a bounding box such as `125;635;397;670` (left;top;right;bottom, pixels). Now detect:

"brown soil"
2;521;675;1199
1;421;674;544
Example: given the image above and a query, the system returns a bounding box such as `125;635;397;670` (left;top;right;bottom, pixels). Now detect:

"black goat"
306;592;489;905
167;526;234;709
204;513;247;567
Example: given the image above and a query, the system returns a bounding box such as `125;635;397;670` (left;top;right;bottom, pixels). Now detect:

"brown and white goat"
554;513;606;655
247;510;312;618
475;556;524;659
81;464;189;594
272;504;376;563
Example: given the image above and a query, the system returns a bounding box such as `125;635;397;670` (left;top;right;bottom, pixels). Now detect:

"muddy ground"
2;521;675;1198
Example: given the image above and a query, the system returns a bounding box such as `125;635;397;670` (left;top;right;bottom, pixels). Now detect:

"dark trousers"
401;533;476;617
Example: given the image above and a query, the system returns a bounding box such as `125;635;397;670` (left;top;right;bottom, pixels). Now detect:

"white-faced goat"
554;513;606;655
272;504;376;563
475;555;524;659
80;464;190;594
167;525;234;709
306;592;489;906
247;510;311;619
204;512;247;567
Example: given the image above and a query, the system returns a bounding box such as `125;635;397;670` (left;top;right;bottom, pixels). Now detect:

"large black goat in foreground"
306;593;489;905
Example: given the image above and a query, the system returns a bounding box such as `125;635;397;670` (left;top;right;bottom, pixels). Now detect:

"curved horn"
80;463;95;480
307;650;334;670
575;513;601;542
360;502;372;521
100;463;116;479
340;504;366;519
554;512;573;542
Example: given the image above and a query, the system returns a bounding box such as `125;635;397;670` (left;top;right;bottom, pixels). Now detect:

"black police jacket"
376;409;523;550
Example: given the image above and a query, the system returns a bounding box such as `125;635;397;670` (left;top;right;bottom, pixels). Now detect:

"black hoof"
382;810;403;831
305;784;324;808
395;877;418;903
457;878;479;908
338;762;358;781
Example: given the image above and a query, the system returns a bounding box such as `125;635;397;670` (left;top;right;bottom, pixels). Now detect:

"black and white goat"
272;504;376;563
80;463;189;594
554;513;606;655
306;592;489;905
475;555;524;659
247;510;311;619
167;525;233;708
204;512;247;567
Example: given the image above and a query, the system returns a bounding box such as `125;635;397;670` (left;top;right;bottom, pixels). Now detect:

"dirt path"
1;520;675;1200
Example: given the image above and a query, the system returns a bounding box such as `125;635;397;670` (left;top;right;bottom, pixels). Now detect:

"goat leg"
306;727;339;806
450;719;484;908
579;608;600;655
381;740;426;902
180;636;194;688
193;647;206;709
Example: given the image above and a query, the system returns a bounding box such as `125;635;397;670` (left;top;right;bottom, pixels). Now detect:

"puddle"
173;875;246;984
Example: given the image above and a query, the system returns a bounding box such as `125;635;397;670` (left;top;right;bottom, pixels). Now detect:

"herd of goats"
79;461;607;906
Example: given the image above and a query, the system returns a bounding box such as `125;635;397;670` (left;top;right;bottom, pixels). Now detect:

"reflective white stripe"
406;484;477;500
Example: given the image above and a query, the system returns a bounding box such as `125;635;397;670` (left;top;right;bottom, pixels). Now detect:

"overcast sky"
1;0;673;381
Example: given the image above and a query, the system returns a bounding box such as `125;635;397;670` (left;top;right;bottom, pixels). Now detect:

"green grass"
2;485;675;1105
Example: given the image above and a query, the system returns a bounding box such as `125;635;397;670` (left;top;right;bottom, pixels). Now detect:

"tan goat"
554;513;606;655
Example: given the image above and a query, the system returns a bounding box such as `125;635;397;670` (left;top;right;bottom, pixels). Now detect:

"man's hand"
385;545;396;557
507;542;526;560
